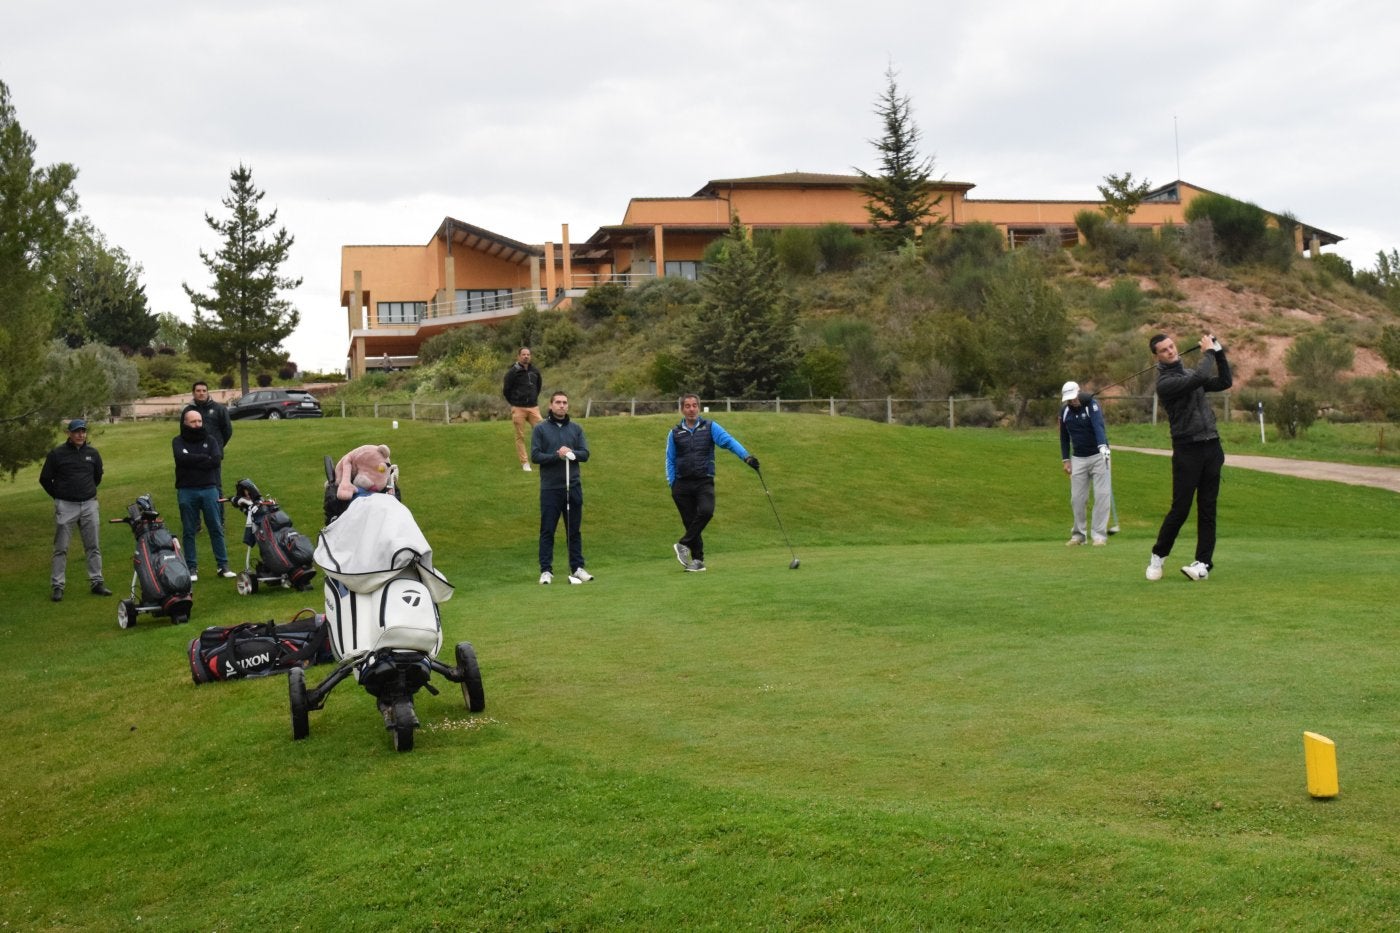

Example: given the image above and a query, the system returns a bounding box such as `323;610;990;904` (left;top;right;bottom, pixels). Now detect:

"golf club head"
567;574;583;585
789;558;800;570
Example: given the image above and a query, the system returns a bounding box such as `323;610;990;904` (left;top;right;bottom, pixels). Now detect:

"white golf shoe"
1066;535;1086;547
570;568;594;583
1181;561;1210;581
1145;554;1164;581
539;571;552;585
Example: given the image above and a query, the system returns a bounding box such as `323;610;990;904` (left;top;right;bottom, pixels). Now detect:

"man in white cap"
1058;381;1114;547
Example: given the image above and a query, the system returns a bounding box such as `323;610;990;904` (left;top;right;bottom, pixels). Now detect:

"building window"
455;289;514;314
376;301;425;325
664;260;703;280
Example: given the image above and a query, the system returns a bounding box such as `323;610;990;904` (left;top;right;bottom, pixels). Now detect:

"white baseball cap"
1060;381;1080;403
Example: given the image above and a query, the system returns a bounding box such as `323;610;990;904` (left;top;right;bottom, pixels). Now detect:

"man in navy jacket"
531;391;591;584
1058;381;1114;547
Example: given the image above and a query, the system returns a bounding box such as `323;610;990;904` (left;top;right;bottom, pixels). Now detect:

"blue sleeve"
665;430;676;486
530;421;549;465
1089;402;1109;448
709;421;749;462
1058;407;1071;460
572;425;589;463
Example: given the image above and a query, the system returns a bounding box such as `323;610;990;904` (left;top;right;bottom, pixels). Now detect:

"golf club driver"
1088;343;1200;399
754;467;800;569
564;451;581;583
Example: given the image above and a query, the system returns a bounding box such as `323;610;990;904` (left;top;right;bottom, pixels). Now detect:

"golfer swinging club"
1145;332;1233;582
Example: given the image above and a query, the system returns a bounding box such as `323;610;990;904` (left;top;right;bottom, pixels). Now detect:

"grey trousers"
1069;455;1113;542
52;498;103;589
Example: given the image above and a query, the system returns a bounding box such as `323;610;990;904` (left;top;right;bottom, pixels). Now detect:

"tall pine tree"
0;80;79;476
856;67;942;248
183;164;301;392
687;214;797;398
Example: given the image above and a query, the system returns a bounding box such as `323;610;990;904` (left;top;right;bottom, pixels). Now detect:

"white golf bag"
288;490;484;753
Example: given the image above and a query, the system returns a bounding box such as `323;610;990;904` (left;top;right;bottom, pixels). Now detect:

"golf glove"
1099;445;1111;466
1210;336;1224;353
745;455;760;471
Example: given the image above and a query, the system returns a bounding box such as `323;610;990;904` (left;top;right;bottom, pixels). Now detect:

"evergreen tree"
54;218;157;349
0;80;79;477
687;215;797;398
183;164;301;393
856;67;942;248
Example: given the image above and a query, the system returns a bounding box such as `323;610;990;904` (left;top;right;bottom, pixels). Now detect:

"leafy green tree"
153;312;191;352
1097;172;1152;222
183;164;302;393
1285;329;1354;398
856;67;942;248
979;251;1071;422
687;214;797;397
0;80;80;477
53;218;157;349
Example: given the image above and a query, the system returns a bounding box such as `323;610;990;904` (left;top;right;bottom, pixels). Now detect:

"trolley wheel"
236;571;258;596
391;699;416;753
188;638;211;685
454;642;486;713
117;599;137;630
289;667;310;740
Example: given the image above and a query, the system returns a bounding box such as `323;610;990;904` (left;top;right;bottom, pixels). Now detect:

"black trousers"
1152;438;1225;567
671;476;716;560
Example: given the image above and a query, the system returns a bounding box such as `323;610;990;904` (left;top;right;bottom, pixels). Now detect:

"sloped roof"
1142;181;1343;246
694;171;975;196
432;217;542;263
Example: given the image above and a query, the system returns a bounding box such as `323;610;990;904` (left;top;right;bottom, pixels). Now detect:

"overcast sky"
5;0;1399;373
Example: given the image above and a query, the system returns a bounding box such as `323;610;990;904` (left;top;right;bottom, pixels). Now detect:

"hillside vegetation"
339;223;1400;428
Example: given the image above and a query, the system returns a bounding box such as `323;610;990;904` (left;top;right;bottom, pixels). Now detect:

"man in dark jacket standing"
503;347;543;472
173;408;233;582
183;381;232;448
1145;332;1233;582
531;391;592;584
39;419;111;601
665;393;760;573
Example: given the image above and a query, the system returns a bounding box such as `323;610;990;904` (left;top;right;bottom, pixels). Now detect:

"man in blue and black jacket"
665;393;759;573
1058;380;1114;547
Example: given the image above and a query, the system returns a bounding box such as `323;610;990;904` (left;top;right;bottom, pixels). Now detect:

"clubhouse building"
338;173;1341;377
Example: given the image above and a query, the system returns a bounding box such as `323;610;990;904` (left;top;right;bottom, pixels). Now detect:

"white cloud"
5;0;1400;371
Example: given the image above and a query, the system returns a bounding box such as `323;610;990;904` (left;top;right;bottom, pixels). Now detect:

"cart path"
1116;447;1400;494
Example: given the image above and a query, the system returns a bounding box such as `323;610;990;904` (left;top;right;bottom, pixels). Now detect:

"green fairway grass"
2;415;1396;930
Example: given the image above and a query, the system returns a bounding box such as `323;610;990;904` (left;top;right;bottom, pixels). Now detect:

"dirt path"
1117;446;1400;494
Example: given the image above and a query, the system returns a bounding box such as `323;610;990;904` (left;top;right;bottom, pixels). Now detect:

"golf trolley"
288;477;484;753
225;478;317;596
108;494;194;628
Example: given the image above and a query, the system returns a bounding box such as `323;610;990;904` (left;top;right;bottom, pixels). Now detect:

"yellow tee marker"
1303;732;1339;798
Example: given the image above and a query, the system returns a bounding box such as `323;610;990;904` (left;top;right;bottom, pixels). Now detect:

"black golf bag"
188;609;333;684
111;494;193;628
230;478;317;594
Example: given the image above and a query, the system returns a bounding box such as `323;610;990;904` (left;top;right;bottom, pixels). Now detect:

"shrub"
278;361;298;380
576;283;627;321
1285;329;1354;398
1271;387;1316;438
256;372;273;387
814;223;866;272
1312;252;1353;284
956;398;999;427
773;227;820;276
218;373;235;389
1184;193;1269;265
926;222;1005;271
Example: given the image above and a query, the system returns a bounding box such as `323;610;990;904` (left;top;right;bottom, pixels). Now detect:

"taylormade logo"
400;589;423;608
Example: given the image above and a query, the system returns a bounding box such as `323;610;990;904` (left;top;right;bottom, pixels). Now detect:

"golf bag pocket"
324;574;442;661
188;611;333;684
135;526;191;605
255;509;314;577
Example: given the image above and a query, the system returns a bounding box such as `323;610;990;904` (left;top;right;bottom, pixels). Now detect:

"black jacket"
40;441;104;502
173;430;224;489
1157;349;1233;444
183;398;233;447
503;363;543;407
